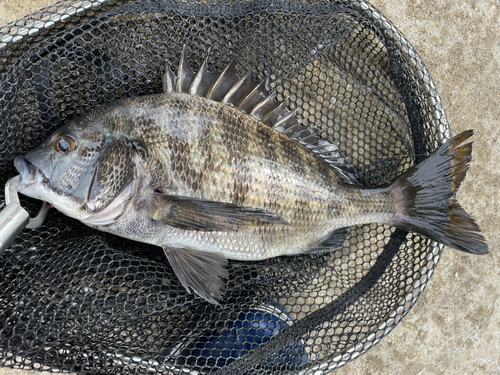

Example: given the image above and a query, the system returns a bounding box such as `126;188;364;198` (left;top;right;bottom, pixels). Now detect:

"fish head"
14;115;146;224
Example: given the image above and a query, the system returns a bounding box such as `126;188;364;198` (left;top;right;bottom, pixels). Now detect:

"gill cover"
82;138;145;226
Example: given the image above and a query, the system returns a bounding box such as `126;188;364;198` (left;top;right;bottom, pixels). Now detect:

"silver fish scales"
14;47;487;304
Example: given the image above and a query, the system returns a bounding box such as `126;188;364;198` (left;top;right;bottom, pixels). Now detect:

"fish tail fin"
391;130;488;254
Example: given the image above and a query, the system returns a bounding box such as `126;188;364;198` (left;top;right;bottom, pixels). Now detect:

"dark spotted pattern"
25;75;404;262
85;91;400;260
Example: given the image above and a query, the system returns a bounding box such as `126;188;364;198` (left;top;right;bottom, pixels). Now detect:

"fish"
14;47;488;304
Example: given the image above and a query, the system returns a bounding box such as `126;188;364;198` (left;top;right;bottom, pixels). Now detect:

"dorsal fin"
162;62;176;92
237;78;271;114
177;46;194;93
222;72;256;108
189;50;220;97
206;59;238;101
162;47;358;183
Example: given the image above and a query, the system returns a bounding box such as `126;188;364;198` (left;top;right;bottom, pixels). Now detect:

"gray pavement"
0;1;498;374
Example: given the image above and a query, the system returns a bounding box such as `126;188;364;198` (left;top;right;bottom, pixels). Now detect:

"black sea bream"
14;48;488;303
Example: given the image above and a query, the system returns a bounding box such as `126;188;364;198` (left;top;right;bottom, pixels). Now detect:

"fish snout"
14;155;29;179
14;155;49;193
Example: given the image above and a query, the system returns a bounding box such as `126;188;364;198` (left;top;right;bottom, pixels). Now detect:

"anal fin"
164;247;228;304
306;227;349;254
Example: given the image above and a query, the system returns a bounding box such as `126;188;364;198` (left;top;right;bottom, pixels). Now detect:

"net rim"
0;0;450;373
305;0;449;371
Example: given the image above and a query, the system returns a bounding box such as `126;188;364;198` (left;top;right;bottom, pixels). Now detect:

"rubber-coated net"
0;0;450;373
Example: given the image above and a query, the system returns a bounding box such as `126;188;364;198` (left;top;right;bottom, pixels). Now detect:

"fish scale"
14;48;487;304
108;93;346;253
114;92;382;254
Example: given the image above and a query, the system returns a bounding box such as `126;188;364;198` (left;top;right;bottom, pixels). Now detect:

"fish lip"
14;156;49;191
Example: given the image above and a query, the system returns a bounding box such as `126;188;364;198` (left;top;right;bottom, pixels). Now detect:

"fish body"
15;48;487;303
47;93;392;259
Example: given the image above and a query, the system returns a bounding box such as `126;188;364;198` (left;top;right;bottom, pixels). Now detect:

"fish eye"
54;135;77;153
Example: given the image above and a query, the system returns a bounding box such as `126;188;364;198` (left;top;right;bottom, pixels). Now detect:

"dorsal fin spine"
237;79;270;114
163;62;176;92
206;59;238;101
249;92;274;115
221;72;254;106
163;47;358;183
262;102;284;122
250;94;280;120
271;111;297;133
189;54;209;95
177;46;193;93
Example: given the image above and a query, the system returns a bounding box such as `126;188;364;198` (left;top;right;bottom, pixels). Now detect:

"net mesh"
0;0;450;373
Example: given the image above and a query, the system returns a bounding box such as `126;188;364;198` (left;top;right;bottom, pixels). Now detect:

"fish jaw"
14;155;51;201
14;154;89;221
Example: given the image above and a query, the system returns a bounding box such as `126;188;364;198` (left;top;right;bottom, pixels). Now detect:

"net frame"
0;0;451;373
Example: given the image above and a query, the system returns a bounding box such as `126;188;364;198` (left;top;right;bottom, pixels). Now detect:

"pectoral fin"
164;247;228;304
153;194;289;231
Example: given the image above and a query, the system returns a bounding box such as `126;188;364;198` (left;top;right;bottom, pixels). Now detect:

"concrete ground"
0;0;498;374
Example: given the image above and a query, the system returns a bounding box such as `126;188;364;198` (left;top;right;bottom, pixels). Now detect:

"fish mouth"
14;156;49;192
